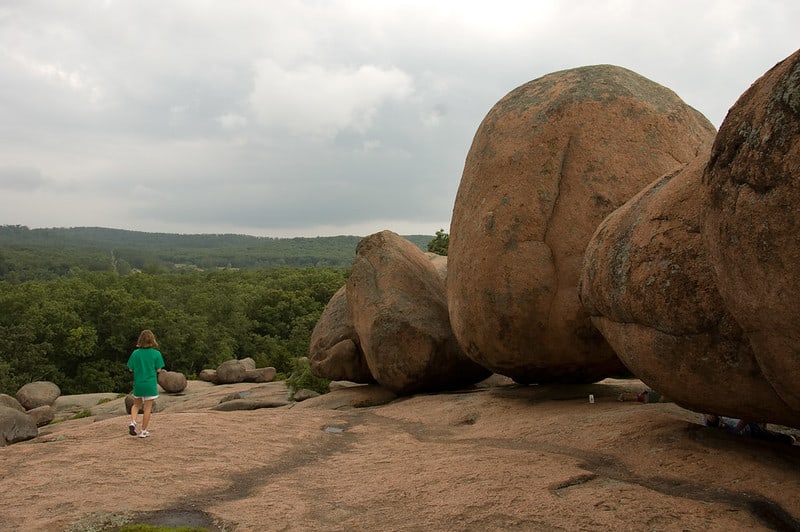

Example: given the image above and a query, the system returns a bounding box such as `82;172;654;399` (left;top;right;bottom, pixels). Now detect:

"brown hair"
136;329;159;348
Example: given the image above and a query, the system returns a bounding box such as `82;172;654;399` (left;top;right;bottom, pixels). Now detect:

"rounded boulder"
580;154;800;427
0;405;39;446
703;48;800;412
348;230;491;395
448;64;716;383
216;359;247;384
16;381;61;410
157;371;188;394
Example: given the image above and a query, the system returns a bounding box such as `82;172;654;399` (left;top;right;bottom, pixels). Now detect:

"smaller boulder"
16;381;61;410
158;371;188;393
213;384;291;411
245;367;277;383
292;384;397;410
197;369;218;383
239;357;257;371
0;393;25;412
0;405;38;446
292;389;321;402
27;405;55;427
212;399;289;411
216;360;247;384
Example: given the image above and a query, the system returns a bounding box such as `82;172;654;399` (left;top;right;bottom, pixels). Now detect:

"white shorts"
132;395;158;401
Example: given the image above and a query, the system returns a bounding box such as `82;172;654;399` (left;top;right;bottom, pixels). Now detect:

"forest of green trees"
0;225;441;397
0;225;432;280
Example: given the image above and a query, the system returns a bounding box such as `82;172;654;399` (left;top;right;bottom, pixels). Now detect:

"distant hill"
0;225;435;278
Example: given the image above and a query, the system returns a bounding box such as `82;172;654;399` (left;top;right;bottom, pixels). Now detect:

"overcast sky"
1;1;797;237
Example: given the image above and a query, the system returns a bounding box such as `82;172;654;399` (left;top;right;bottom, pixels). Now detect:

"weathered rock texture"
448;65;716;384
15;381;61;410
0;394;24;412
245;367;277;383
215;360;247;384
27;405;55;427
0;405;38;446
580;155;800;427
197;369;218;383
703;49;800;413
348;230;491;394
308;285;374;383
158;371;188;394
425;253;448;282
211;384;290;411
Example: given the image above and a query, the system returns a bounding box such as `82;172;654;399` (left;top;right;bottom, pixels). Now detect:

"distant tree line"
0;225;433;282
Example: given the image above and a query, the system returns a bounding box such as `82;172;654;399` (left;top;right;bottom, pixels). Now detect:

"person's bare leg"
130;397;142;424
141;399;154;430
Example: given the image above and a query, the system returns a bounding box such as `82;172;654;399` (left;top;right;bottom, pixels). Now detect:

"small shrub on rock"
286;357;329;396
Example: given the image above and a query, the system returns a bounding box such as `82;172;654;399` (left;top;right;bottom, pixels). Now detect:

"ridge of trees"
0;225;433;282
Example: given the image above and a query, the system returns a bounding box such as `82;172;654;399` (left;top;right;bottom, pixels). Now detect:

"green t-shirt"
127;347;165;397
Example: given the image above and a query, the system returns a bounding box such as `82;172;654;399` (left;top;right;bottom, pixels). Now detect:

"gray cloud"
1;1;798;236
0;166;49;190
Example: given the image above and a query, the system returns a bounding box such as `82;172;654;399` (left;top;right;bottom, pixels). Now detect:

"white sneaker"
128;421;137;436
138;429;150;438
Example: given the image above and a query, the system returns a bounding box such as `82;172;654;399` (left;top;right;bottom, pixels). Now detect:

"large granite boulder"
309;285;374;383
448;64;716;384
703;49;800;413
16;381;61;410
0;405;38;446
580;155;800;427
348;230;491;395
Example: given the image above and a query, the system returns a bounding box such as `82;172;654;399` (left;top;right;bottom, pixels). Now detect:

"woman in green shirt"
127;329;165;438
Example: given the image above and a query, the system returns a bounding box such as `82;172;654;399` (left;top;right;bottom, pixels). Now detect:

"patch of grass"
70;409;92;420
66;511;231;532
95;397;113;405
66;511;133;531
119;526;209;532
